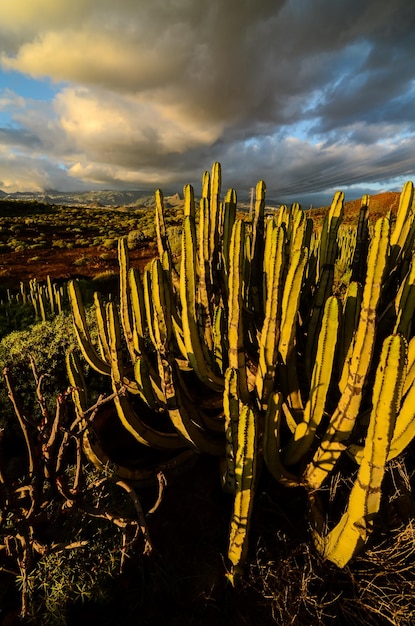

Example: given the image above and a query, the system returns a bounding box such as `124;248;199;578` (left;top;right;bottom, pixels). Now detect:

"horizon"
1;1;415;207
0;181;403;212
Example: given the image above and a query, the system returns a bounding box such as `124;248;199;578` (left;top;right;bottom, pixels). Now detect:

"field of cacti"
1;166;415;625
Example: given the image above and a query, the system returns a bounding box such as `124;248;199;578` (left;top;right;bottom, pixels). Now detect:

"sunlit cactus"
68;164;415;576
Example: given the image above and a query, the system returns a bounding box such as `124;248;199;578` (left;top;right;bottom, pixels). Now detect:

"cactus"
351;195;369;281
68;279;111;376
304;217;390;491
180;213;223;390
247;180;266;317
305;192;344;376
67;165;415;574
9;275;68;321
282;296;340;466
389;180;415;268
222;188;237;284
313;334;406;567
393;257;415;338
227;403;258;581
256;224;285;406
278;246;308;414
263;391;299;486
227;220;250;402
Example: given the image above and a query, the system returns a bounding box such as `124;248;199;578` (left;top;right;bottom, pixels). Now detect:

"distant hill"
0;189;165;208
308;191;401;225
0;187;402;220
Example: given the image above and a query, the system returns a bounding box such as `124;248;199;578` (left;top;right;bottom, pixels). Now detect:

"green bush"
52;239;67;248
21;493;128;625
126;229;145;250
0;302;35;339
0;313;77;431
99;252;113;261
73;255;90;266
101;238;117;250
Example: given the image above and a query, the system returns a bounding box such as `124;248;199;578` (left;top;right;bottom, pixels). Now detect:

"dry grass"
246;522;415;625
243;458;415;626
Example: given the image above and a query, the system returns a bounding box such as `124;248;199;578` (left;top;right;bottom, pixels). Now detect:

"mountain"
0;189;163;207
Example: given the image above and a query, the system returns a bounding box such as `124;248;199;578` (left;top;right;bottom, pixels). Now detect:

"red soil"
0;244;156;288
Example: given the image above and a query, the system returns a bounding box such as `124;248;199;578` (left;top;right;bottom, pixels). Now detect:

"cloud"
0;143;73;192
54;87;224;157
0;88;26;109
0;0;415;202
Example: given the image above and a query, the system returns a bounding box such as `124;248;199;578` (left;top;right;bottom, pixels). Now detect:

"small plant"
0;359;161;622
99;252;113;261
101;239;117;250
74;255;90;267
52;239;67;249
126;230;146;250
0;310;77;431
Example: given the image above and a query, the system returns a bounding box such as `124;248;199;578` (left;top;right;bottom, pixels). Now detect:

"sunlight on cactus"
66;164;415;580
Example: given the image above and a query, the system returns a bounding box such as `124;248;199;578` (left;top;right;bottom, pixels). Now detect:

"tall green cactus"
282;296;340;466
389;180;415;268
305;216;390;491
305;191;344;376
247;180;266;317
256;224;285;406
180;213;223;391
228;219;250;403
313;334;406;567
67;165;415;575
68;279;111;376
227;403;258;581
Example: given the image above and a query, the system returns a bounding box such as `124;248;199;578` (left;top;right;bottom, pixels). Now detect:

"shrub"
0;362;152;623
0;302;35;340
0;313;77;422
126;229;146;250
73;255;90;266
99;252;113;261
101;238;117;250
52;239;67;248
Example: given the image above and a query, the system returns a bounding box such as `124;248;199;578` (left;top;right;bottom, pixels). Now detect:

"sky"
1;0;415;207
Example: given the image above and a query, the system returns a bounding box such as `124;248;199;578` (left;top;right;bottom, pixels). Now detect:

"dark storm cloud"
0;126;42;149
0;0;414;199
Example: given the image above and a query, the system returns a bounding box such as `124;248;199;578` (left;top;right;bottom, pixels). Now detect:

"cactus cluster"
68;164;415;575
28;276;66;321
1;276;65;323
